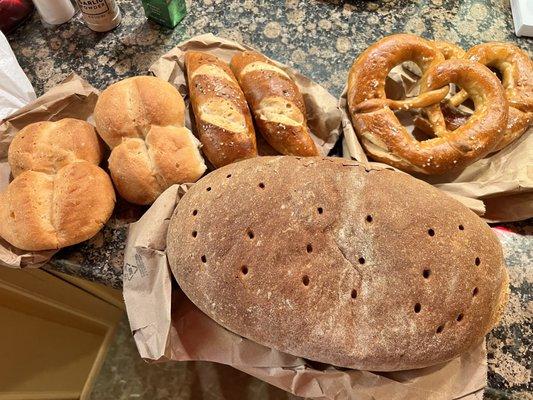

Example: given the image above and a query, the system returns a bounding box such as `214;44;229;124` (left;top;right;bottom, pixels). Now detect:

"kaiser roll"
0;119;115;251
94;76;206;205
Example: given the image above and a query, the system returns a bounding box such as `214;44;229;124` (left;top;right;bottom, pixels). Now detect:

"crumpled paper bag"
0;73;100;268
0;31;36;121
149;33;342;157
123;183;487;400
340;64;532;223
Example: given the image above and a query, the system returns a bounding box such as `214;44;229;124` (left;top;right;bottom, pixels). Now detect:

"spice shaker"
32;0;76;26
74;0;121;32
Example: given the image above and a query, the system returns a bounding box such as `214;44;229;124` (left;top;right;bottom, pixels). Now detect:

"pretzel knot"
449;42;533;151
348;34;508;175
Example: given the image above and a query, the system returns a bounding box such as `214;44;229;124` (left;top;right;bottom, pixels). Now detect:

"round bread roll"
109;126;206;205
94;76;206;205
0;119;115;251
0;162;115;251
167;156;509;371
8;118;102;177
94;76;186;148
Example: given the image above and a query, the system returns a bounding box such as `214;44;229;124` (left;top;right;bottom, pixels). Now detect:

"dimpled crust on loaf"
167;156;509;371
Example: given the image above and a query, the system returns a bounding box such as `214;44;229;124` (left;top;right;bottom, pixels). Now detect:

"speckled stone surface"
5;0;532;398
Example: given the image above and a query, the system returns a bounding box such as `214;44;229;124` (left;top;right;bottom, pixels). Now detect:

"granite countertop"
6;0;532;398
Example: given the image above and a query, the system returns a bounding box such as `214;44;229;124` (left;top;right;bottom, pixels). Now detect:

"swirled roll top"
0;119;115;251
94;76;206;205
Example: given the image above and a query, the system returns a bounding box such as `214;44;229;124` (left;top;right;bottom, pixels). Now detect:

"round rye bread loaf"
167;156;508;371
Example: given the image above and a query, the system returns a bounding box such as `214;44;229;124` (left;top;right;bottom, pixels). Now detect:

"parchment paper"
0;73;100;268
340;65;533;222
123;183;487;400
149;33;342;157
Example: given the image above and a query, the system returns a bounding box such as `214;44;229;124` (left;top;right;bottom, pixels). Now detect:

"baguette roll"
230;51;318;156
185;51;257;168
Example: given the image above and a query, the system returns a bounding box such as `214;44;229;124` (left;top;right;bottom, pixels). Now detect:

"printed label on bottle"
77;0;111;16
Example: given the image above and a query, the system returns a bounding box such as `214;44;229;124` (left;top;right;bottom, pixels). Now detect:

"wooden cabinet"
0;268;124;400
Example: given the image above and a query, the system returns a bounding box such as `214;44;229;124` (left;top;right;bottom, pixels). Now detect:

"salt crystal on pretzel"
347;34;508;175
449;42;533;151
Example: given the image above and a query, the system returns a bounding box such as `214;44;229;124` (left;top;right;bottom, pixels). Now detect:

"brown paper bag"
148;33;342;157
123;35;487;399
340;65;533;223
0;73;100;268
123;184;487;400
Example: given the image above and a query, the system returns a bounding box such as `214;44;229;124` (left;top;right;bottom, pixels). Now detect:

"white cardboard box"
511;0;533;37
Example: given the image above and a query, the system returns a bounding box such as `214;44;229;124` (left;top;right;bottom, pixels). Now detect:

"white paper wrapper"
340;65;532;222
123;183;487;400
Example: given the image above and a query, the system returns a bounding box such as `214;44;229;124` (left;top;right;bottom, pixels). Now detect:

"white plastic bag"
0;31;35;121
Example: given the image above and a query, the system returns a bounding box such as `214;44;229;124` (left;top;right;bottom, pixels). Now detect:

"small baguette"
230;51;318;156
185;51;257;168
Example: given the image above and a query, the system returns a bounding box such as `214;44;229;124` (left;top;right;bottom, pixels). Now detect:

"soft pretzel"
432;40;466;60
348;34;508;175
185;52;258;167
94;76;207;205
0;119;115;251
449;43;532;151
230;51;319;156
